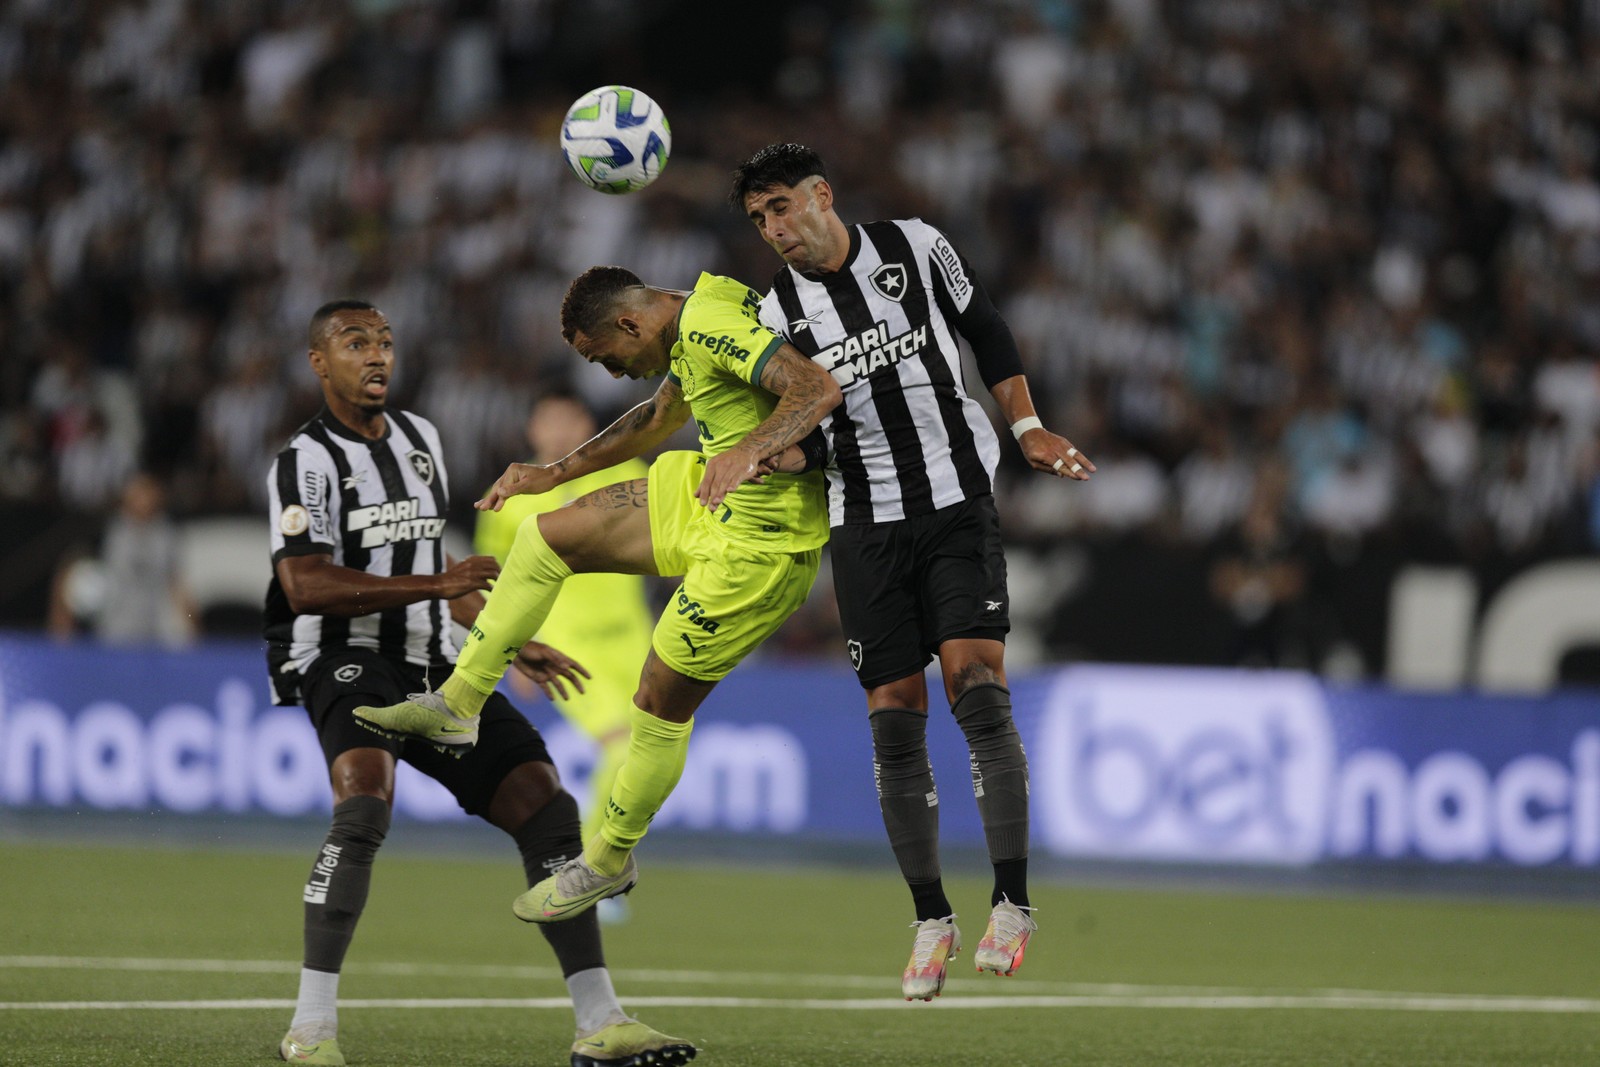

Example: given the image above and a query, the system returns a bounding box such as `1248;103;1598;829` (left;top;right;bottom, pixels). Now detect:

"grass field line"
3;958;1598;1015
0;954;1285;996
4;993;1600;1014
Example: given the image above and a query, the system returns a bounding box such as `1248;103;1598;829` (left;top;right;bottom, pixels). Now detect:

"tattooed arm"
695;344;843;511
476;379;691;512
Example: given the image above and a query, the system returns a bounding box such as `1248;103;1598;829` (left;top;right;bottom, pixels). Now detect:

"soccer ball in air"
560;85;671;194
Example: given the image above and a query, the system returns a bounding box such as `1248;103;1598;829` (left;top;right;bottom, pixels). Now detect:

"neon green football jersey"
668;272;828;552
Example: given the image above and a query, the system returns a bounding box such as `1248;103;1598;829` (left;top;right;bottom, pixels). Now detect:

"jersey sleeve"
922;222;1025;388
267;442;339;562
758;292;789;339
681;288;786;387
921;220;977;315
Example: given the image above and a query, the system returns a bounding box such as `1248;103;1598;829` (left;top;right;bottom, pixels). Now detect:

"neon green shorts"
647;451;822;682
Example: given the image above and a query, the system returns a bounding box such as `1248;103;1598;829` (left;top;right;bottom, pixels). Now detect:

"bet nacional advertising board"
2;635;1599;870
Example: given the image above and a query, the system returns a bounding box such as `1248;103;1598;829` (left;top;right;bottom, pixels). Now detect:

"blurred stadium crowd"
2;0;1599;672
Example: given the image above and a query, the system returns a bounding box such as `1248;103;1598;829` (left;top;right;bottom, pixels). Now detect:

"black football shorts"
300;647;553;817
829;494;1010;689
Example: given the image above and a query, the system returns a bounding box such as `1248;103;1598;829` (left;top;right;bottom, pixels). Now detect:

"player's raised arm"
696;344;842;510
477;378;690;511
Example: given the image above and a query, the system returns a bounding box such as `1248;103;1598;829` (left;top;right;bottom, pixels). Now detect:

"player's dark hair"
729;143;828;209
560;266;644;343
309;299;378;348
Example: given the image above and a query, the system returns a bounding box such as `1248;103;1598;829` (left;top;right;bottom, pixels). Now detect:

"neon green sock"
582;732;632;843
585;704;693;874
453;516;573;699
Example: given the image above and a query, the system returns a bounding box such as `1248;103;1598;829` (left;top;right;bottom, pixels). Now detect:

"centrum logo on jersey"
814;320;929;387
347;497;447;548
932;235;971;303
687;330;753;362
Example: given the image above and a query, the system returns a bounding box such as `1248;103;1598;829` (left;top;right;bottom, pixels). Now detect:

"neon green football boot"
278;1031;345;1065
353;690;479;751
514;853;638;924
570;1017;697;1066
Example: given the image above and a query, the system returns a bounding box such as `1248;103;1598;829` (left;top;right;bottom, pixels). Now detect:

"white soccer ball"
559;85;671;194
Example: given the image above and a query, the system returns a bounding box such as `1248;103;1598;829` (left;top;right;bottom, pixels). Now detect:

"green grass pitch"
3;837;1599;1066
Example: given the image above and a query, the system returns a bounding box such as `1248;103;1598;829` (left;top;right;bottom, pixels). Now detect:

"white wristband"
1010;416;1044;441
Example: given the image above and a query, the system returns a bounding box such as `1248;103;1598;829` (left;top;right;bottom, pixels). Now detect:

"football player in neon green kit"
358;266;841;921
474;391;653;866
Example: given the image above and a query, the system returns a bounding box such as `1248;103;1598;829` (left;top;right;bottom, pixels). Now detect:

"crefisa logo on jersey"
406;450;434;486
870;263;908;302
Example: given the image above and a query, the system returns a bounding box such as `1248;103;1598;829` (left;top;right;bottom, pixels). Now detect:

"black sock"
870;708;950;920
511;790;605;977
991;857;1029;909
303;795;390;973
952;684;1031;910
908;878;953;922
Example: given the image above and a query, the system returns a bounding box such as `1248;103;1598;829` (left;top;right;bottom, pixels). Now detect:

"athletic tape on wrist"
1010;416;1043;441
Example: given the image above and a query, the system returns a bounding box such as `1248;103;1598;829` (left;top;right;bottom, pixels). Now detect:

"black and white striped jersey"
264;407;454;705
759;218;1001;527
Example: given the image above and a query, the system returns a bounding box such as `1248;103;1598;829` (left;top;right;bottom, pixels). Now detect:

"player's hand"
435;555;500;599
511;640;591;701
696;444;764;511
477;462;559;512
1020;427;1095;481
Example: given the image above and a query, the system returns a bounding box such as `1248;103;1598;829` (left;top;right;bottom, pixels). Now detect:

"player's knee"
947;661;1003;703
951;682;1015;740
869;707;929;765
487;760;563;830
867;675;926;711
330;794;391;851
329;749;395;806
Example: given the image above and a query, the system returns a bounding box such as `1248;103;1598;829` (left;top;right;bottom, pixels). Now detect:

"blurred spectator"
3;0;1598;662
56;407;134;512
48;471;196;648
1208;494;1309;668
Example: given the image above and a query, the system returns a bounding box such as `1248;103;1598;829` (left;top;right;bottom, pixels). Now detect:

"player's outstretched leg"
353;688;479;750
571;1016;698;1067
902;915;961;1001
516;688;697;923
357;518;575;747
974;896;1038;977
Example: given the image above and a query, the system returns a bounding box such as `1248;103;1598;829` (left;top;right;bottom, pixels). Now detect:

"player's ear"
307;347;328;379
615;314;642;337
812;177;834;212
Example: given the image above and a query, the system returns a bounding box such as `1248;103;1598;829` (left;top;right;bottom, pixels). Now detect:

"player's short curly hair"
308;298;379;348
728;143;827;209
560;266;644;344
